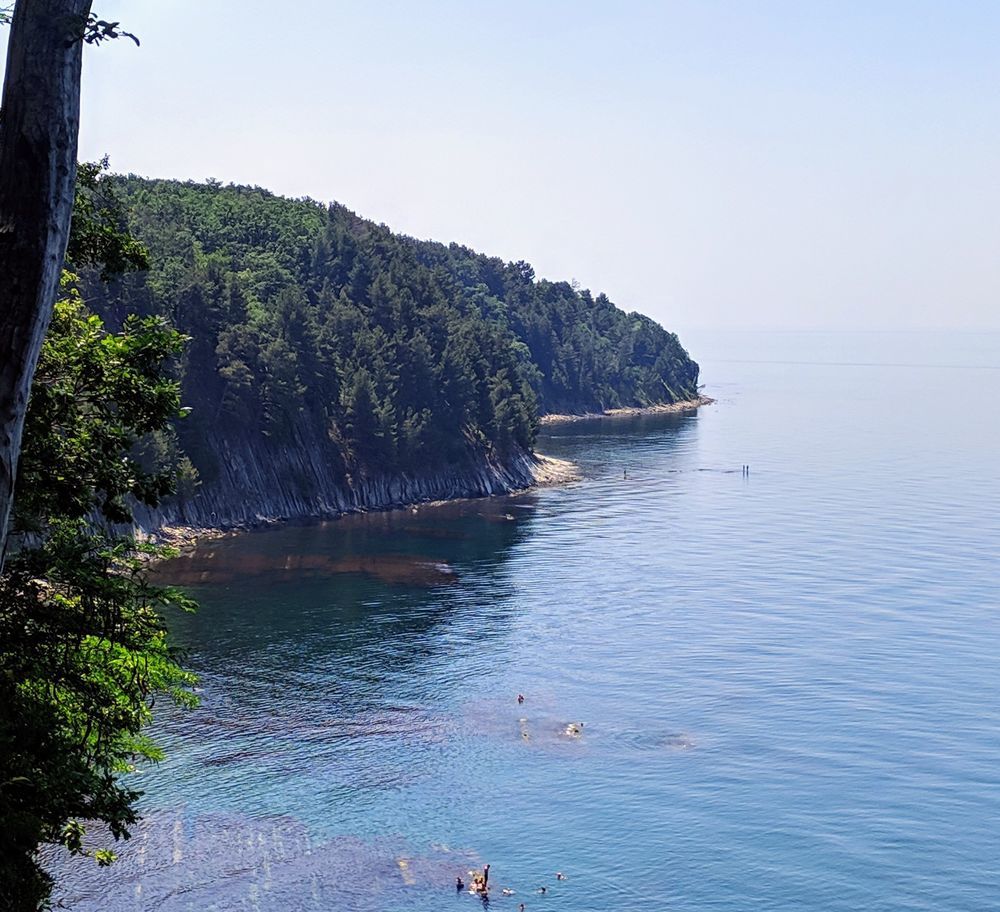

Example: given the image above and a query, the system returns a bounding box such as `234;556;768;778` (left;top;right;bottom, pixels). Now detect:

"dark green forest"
89;176;699;482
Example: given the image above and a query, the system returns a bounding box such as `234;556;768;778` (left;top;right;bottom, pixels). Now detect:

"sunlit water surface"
51;331;1000;911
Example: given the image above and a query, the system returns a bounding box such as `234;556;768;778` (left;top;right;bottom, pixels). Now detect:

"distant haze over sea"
2;2;994;332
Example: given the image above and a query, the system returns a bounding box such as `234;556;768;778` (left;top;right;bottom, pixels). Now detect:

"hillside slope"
86;177;700;528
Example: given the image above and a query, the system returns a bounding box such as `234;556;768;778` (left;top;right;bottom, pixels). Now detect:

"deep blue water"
53;331;1000;911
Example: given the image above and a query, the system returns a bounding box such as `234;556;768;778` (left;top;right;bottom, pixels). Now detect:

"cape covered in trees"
86;176;700;522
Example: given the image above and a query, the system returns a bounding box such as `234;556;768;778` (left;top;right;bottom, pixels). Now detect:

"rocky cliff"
132;432;548;536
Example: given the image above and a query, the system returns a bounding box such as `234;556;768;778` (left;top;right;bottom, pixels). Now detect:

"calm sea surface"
53;331;1000;911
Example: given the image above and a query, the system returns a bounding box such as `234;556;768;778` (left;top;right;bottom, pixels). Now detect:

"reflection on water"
160;495;538;670
48;334;1000;912
161;497;535;588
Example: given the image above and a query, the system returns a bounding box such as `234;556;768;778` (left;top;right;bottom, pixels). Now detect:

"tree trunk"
0;0;92;564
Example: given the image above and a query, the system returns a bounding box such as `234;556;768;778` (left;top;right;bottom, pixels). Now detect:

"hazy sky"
5;1;1000;331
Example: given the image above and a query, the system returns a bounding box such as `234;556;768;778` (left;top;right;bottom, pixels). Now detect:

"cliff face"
132;425;541;534
87;175;700;537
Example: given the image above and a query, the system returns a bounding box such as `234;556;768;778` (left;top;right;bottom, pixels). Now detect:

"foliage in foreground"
0;163;197;911
0;527;196;909
14;278;184;532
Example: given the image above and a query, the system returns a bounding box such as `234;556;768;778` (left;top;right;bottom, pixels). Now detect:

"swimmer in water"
517;693;525;704
456;876;465;891
555;872;566;880
537;886;547;894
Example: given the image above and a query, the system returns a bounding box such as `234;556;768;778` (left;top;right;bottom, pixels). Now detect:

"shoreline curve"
540;395;714;426
146;452;581;554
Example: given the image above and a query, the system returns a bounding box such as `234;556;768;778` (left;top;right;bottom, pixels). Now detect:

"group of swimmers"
459;863;490;894
517;693;584;741
451;694;571;905
457;864;567;904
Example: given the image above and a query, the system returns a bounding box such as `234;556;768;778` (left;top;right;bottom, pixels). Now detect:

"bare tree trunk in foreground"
0;0;92;564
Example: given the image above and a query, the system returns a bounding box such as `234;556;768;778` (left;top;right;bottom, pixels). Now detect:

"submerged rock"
45;809;476;912
330;554;458;587
160;550;457;588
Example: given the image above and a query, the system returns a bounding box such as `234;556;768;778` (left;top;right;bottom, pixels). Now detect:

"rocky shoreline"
141;452;579;553
539;395;714;425
134;397;712;552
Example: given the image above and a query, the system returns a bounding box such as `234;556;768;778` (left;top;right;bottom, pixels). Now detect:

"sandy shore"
540;395;714;426
530;452;581;485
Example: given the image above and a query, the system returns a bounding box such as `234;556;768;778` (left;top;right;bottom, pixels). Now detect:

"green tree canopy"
0;164;197;911
87;177;699;495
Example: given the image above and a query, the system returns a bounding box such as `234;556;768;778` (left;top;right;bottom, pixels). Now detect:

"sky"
4;0;1000;332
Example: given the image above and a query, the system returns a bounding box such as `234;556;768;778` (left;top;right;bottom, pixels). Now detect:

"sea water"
50;331;1000;911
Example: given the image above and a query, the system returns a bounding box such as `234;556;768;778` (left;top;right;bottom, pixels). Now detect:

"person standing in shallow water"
469;865;491;894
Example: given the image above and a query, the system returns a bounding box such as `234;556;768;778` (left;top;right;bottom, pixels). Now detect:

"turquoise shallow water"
52;331;1000;911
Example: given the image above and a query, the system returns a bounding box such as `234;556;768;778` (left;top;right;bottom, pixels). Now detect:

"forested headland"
0;6;705;906
84;176;701;528
0;166;701;908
